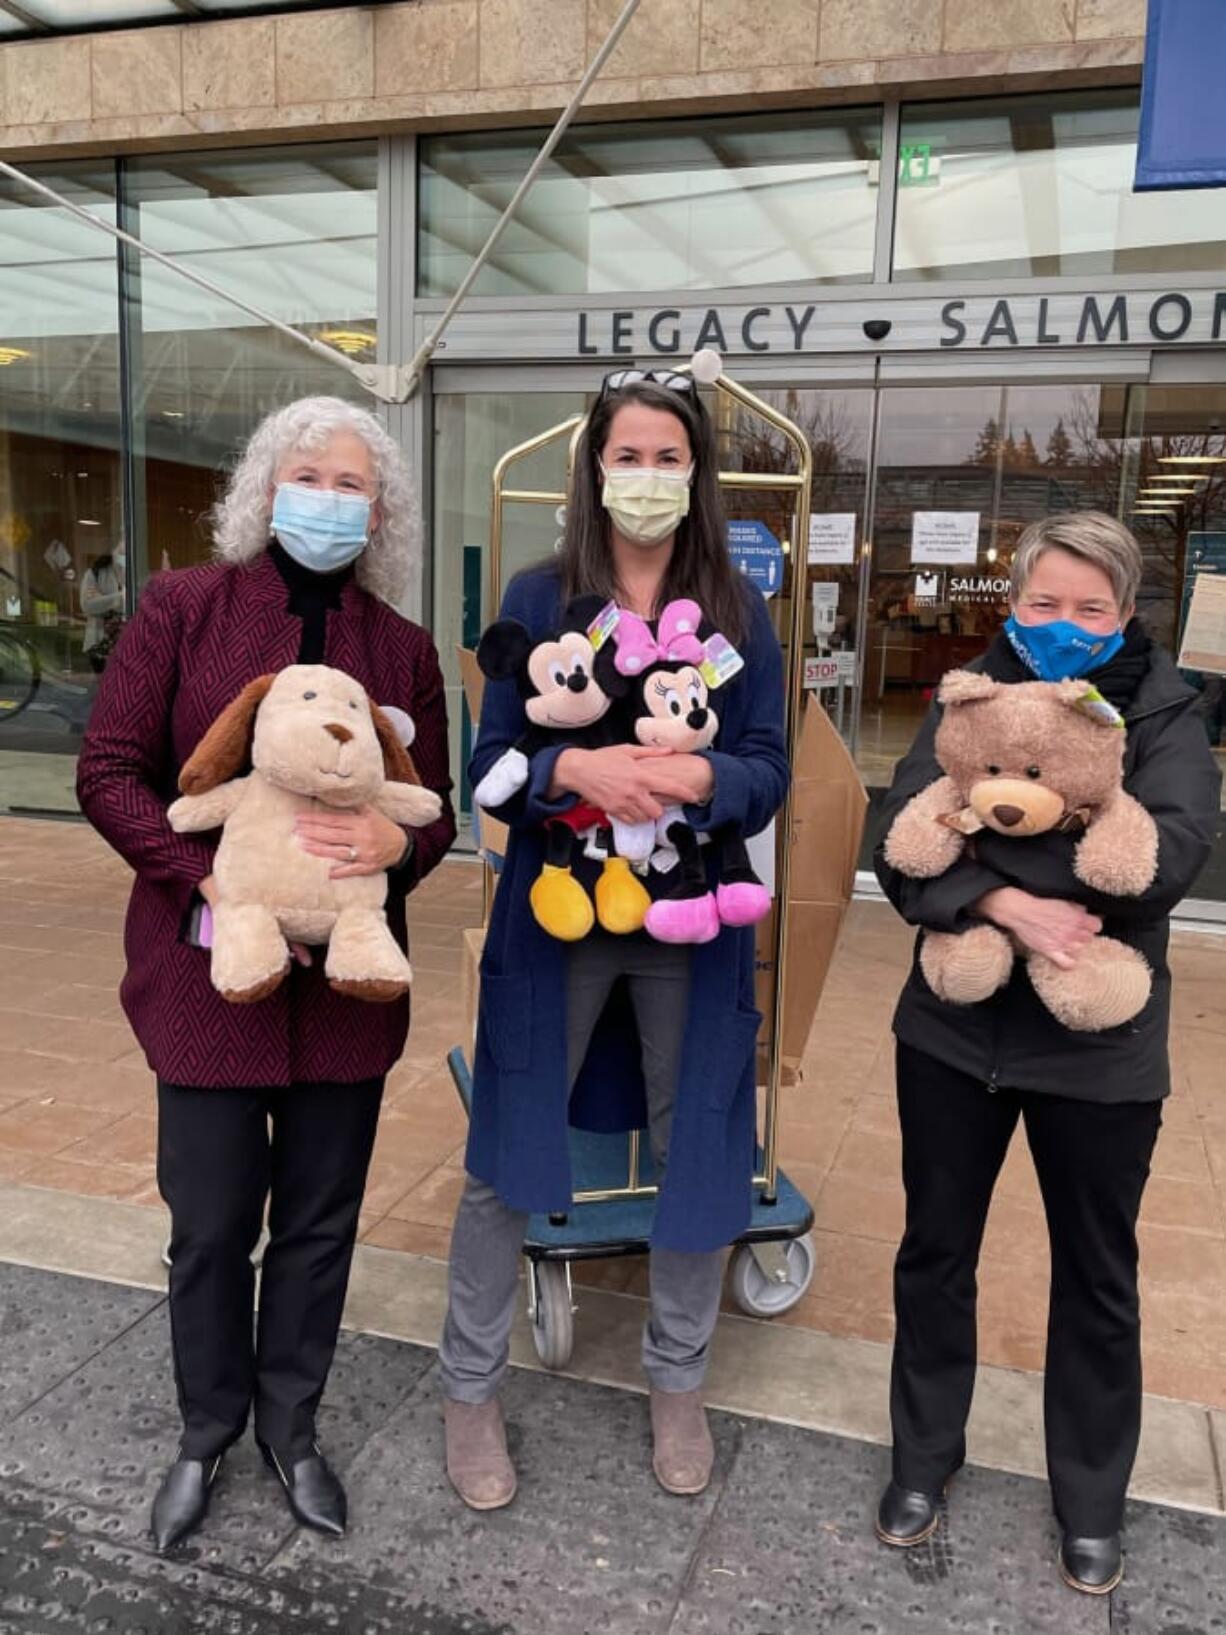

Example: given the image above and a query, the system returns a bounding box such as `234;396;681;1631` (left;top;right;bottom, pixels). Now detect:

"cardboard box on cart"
754;696;868;1086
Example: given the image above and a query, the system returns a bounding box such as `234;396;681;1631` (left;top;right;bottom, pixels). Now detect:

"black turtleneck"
269;538;355;665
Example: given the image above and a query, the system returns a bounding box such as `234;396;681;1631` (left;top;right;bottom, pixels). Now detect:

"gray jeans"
440;932;726;1401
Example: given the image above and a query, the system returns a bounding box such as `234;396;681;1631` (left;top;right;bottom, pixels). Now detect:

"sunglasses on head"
599;368;695;400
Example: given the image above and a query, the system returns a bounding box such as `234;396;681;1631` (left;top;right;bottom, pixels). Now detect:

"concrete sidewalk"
0;1257;1223;1635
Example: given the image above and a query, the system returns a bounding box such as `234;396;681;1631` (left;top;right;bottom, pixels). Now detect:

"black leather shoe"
875;1479;941;1547
150;1453;222;1552
1060;1532;1123;1595
259;1441;347;1536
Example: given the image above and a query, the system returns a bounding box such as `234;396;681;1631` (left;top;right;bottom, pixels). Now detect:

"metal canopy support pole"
0;0;643;407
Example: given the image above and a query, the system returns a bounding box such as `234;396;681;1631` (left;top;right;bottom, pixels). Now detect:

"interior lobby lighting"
0;346;31;367
77;518;101;526
1157;455;1226;465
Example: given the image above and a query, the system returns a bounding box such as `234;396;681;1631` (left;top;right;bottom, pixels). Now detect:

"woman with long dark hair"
438;367;788;1509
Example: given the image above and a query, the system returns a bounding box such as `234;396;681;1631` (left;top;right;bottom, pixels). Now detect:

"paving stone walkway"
0;1262;1222;1635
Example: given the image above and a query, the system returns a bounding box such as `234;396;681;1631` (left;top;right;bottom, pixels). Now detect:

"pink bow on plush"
613;598;706;676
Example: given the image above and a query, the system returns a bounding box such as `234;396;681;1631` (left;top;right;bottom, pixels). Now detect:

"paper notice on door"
808;512;857;565
1178;571;1226;676
911;511;980;566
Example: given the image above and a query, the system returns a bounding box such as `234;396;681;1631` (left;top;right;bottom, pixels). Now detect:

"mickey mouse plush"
612;598;772;944
472;595;651;941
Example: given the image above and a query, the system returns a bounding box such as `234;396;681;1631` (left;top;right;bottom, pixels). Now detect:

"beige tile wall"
0;0;1146;159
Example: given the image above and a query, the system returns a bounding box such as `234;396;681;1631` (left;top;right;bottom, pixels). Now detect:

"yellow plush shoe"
530;864;595;942
595;857;651;935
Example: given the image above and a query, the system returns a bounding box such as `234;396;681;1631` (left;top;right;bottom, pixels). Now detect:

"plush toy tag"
937;807;984;836
586;601;620;651
699;633;745;689
1071;685;1125;729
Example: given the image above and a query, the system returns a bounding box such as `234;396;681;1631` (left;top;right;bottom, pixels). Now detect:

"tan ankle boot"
649;1387;714;1496
443;1399;517;1511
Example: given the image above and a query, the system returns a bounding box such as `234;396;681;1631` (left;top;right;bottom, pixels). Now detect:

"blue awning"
1136;0;1226;190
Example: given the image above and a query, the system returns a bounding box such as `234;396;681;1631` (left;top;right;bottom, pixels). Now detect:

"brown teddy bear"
883;669;1160;1032
168;664;443;1004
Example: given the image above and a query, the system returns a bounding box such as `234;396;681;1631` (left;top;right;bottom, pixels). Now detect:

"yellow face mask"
599;463;693;545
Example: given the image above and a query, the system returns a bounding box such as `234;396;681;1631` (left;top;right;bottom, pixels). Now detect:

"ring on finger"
347;844;358;863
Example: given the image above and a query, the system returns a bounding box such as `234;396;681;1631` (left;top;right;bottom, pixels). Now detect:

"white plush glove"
473;747;529;810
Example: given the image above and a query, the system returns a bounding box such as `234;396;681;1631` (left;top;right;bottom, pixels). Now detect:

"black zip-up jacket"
873;631;1222;1102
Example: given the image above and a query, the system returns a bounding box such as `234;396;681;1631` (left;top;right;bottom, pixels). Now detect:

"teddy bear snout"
323;722;354;744
991;804;1025;828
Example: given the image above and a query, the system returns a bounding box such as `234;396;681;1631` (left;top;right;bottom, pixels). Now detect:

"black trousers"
157;1077;384;1461
891;1041;1161;1535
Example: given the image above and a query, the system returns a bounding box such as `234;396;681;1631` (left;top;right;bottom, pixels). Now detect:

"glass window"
17;0;178;24
418;110;882;299
893;90;1226;282
432;389;588;844
858;380;1226;900
0;162;121;817
123;144;378;579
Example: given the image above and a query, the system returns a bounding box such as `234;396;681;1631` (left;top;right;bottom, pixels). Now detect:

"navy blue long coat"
465;564;790;1253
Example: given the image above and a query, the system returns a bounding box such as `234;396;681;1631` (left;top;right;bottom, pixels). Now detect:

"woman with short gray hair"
78;396;455;1553
873;512;1219;1594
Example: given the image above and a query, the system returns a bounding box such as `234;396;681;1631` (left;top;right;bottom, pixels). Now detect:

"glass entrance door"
432;385;588;845
861;379;1226;904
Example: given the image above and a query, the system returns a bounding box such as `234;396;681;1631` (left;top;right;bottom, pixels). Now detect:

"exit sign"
899;143;941;187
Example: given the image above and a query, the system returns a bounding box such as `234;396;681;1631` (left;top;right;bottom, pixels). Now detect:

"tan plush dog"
168;665;442;1004
884;670;1159;1032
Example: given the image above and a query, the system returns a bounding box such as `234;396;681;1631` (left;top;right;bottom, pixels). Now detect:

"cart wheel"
530;1261;574;1370
729;1234;816;1318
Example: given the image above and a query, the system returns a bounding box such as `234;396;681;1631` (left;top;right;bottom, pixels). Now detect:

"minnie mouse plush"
472;595;651;941
612;598;772;944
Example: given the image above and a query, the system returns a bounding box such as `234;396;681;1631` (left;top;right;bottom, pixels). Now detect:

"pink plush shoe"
645;893;721;945
716;881;771;927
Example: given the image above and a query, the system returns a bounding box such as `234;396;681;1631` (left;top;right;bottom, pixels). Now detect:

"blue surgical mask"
272;482;371;573
1004;615;1124;682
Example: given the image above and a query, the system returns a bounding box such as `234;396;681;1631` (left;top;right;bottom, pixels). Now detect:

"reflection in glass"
124;144;378;577
419;110;881;298
723;388;872;747
432;391;588;839
894;90;1226;281
0;162;121;815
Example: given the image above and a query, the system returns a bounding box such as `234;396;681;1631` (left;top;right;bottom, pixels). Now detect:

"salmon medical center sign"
434;288;1226;362
571;291;1226;359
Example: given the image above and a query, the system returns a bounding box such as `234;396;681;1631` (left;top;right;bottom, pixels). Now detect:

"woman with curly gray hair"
78;395;455;1554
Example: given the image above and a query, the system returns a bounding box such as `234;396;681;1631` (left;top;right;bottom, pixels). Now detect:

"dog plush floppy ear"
370;703;422;786
178;674;275;796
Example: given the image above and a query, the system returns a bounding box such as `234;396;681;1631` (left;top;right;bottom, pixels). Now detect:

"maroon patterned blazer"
76;550;456;1088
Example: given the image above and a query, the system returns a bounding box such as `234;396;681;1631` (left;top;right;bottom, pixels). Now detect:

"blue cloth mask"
272;483;371;573
1004;615;1125;682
